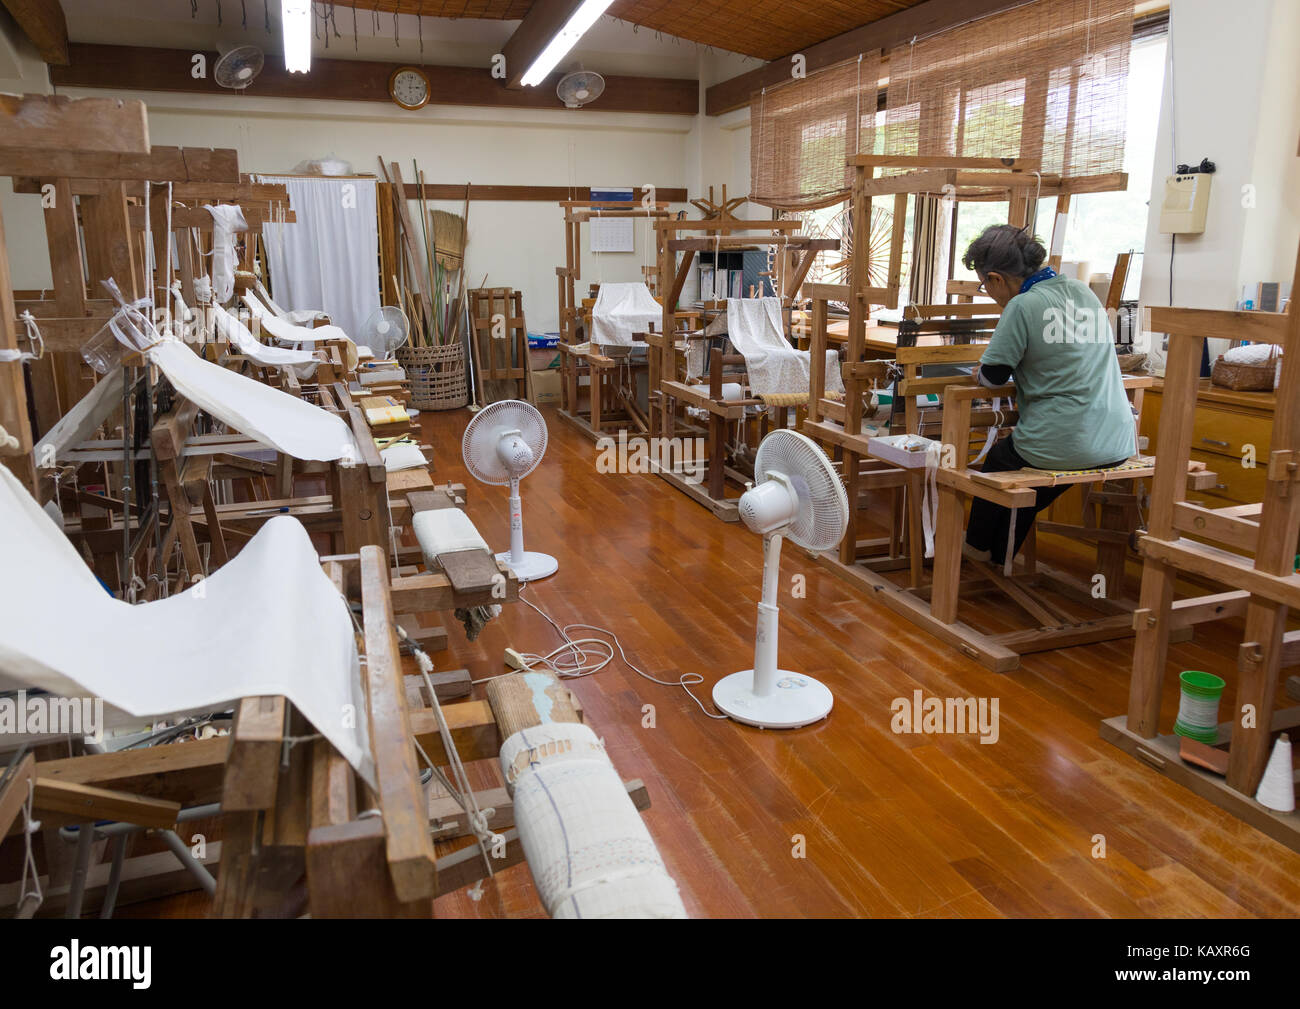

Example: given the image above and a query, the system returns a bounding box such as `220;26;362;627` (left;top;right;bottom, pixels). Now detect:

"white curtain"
257;175;380;340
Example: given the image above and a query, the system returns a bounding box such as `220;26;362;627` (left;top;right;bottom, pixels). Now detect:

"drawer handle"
1201;437;1230;447
1214;483;1228;490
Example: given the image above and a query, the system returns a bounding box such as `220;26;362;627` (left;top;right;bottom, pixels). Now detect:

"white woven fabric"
500;720;687;919
591;282;660;347
210;303;319;371
726;298;844;398
412;508;490;561
0;467;375;786
241;292;351;346
149;339;358;463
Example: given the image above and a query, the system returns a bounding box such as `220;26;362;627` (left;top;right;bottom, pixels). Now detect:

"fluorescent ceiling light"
519;0;615;87
282;0;312;74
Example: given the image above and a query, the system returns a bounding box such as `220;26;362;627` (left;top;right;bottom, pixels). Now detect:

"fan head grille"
361;305;409;355
752;430;848;551
461;399;548;485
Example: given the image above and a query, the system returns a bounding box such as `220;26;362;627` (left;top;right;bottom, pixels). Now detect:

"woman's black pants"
964;436;1122;566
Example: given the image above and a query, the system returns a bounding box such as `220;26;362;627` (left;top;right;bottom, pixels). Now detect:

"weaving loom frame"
649;210;838;521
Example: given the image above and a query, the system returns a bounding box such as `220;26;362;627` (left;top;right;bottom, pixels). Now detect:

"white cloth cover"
412;508;490;562
500;720;687;919
380;441;428;473
149;339;359;464
203;204;248;305
210;302;320;371
256;175;380;339
725;297;844;398
591;282;661;347
0;466;375;786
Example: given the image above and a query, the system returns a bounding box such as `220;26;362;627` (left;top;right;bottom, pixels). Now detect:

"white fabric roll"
500;720;687;919
0;467;375;786
412;508;489;562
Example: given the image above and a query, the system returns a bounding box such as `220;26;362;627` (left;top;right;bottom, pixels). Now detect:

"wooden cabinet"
1141;379;1276;506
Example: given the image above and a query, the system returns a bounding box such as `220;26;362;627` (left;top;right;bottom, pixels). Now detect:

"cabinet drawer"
1191;405;1271;461
1188;448;1268;505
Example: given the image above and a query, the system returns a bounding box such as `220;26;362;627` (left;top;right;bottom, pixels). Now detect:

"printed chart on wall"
590;186;635;253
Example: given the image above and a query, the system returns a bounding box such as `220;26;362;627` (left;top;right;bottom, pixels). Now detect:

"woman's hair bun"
962;224;1047;279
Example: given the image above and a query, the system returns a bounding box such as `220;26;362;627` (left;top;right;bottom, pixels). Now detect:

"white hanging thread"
17;778;43;918
0;311;45;363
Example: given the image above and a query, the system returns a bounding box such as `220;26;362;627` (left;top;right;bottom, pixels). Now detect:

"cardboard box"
532;368;561;405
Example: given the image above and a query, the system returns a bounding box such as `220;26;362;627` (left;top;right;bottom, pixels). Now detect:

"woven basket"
397;342;468;411
1211;347;1278;391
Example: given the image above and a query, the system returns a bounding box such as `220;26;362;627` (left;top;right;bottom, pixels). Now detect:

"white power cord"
478;584;727;719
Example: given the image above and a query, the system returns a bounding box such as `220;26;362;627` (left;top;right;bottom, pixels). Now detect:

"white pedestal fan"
713;430;849;729
461;399;558;582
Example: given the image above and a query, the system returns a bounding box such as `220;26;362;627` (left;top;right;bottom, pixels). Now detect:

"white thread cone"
1255;733;1295;812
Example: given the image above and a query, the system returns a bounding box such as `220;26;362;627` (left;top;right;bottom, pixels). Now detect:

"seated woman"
961;225;1136;565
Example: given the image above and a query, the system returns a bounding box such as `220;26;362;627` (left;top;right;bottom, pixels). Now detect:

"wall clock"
388;66;431;111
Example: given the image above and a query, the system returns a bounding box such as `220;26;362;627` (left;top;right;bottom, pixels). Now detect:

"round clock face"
390;68;430;110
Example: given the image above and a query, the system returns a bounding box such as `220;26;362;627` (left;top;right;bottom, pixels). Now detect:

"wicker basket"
397;342;468;411
1211;346;1278;391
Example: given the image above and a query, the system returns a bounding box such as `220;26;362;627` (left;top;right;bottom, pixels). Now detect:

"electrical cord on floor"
476;584;728;719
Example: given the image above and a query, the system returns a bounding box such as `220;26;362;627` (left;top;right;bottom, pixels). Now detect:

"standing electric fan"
461;399;558;582
358;305;410;358
714;430;849;728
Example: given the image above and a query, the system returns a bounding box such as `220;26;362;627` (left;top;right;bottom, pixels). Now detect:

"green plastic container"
1173;670;1226;743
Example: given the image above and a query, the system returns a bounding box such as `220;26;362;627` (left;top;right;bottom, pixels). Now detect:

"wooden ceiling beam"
1;0;69;65
704;0;1031;115
499;0;586;90
51;43;698;116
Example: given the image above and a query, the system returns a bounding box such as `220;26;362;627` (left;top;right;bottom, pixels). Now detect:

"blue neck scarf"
1019;266;1057;294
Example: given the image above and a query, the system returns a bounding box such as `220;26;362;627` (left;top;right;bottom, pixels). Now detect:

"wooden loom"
554;199;673;441
797;156;1223;669
1101;231;1300;852
648;209;838;520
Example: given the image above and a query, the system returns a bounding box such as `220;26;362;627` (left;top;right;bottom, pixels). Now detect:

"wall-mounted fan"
557;70;605;109
462;400;558;583
214;44;265;90
358;306;410;358
713;430;848;729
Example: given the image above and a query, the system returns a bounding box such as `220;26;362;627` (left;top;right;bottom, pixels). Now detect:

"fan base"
496;550;558;583
712;670;833;729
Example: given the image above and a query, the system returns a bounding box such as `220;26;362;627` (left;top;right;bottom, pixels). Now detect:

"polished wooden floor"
142;405;1300;917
